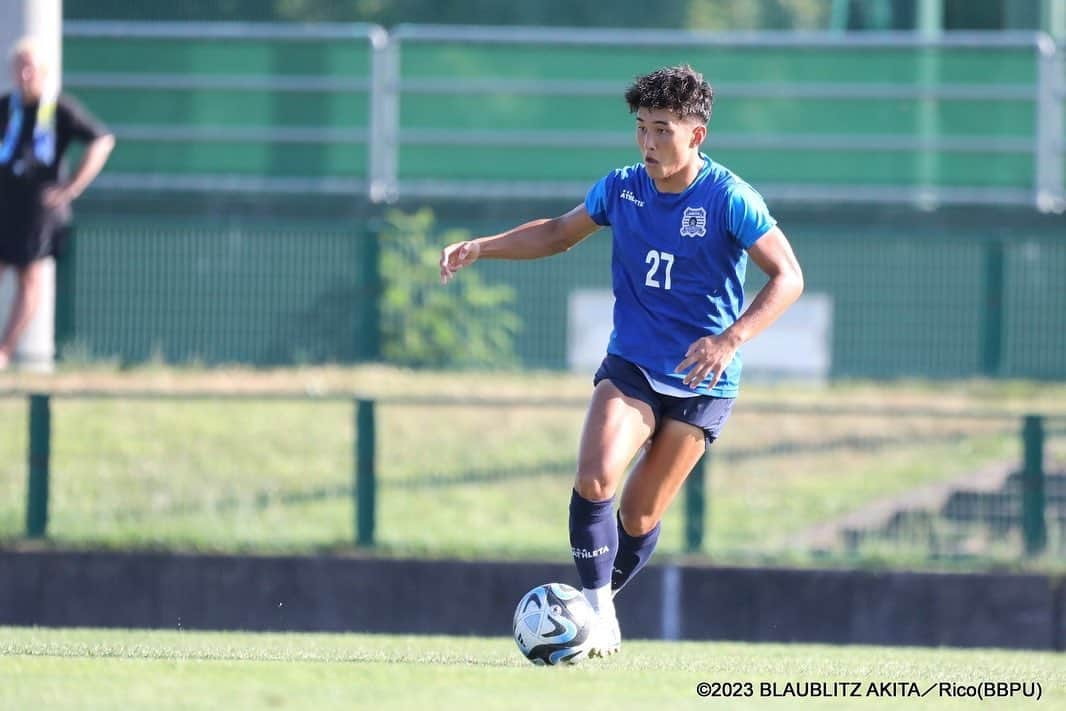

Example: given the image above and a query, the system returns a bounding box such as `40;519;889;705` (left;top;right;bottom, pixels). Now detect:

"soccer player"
439;65;803;657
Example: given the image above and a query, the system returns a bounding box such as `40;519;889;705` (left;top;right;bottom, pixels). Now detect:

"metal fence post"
356;398;377;546
980;240;1004;376
1021;414;1047;556
26;394;51;538
360;225;381;361
54;228;77;356
684;451;708;553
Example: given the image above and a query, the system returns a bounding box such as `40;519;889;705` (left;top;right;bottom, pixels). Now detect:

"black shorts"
0;183;70;267
593;354;735;447
0;231;51;266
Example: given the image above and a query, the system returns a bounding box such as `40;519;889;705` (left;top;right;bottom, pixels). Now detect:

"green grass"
1;366;1065;567
708;433;1019;549
1;626;1062;711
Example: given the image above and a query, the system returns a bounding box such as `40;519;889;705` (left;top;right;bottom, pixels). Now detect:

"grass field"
2;366;1064;566
1;626;1061;710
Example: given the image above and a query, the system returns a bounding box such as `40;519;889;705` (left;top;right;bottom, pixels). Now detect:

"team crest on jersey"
680;206;707;238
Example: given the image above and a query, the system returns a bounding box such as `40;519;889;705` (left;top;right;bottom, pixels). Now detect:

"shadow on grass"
110;429;1012;521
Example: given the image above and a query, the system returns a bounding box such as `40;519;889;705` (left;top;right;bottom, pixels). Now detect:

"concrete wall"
0;550;1061;650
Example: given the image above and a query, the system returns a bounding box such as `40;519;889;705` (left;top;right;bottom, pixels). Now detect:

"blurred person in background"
440;65;803;658
0;36;114;370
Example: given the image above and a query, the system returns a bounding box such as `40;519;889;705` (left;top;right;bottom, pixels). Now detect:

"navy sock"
569;488;617;590
611;512;661;594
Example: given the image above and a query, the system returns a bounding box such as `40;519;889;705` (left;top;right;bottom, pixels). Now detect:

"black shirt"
0;92;109;187
0;93;110;255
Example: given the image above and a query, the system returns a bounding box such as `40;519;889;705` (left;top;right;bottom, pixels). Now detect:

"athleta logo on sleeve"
680;206;707;238
620;189;644;207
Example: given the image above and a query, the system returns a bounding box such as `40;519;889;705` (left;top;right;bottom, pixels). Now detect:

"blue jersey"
584;154;775;397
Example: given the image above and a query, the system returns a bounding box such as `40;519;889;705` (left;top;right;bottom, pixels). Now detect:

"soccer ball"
512;582;595;665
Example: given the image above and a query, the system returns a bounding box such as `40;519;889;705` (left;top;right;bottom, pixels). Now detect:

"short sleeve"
0;94;10;135
57;94;110;143
584;171;616;227
726;181;776;248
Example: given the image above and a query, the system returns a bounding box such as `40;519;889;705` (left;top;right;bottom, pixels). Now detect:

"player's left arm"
42;135;115;207
725;225;804;348
43;96;116;208
676;225;804;388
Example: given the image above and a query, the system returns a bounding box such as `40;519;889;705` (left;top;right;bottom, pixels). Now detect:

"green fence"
63;23;1066;210
56;211;1066;378
388;27;1047;203
64;23;382;194
58;216;379;365
837;413;1066;561
42;23;1066;377
2;392;1062;566
472;218;1066;378
58;0;1008;32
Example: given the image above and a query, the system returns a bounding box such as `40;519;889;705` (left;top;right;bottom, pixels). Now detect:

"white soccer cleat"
586;610;621;658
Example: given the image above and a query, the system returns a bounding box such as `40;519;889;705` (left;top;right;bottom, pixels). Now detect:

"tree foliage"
685;0;831;30
379;208;520;369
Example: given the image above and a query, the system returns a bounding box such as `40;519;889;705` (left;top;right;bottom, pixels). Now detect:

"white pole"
916;0;942;210
1046;0;1065;41
0;0;62;372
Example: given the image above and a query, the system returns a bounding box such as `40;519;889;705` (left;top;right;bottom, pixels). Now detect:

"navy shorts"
593;354;735;447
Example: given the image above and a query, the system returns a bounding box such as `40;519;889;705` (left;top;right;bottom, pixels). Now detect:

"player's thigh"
575;379;655;500
17;258;47;286
619;417;706;535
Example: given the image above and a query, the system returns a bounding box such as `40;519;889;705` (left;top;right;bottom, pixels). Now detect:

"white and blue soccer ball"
513;582;595;665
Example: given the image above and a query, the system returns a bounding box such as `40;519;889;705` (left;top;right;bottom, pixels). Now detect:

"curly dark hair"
624;65;714;124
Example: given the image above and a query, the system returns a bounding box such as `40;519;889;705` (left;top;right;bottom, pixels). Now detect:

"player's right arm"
439;204;599;284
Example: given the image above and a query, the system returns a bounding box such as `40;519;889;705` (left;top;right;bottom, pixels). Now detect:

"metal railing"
61;23;1066;211
4;391;1062;564
63;21;385;196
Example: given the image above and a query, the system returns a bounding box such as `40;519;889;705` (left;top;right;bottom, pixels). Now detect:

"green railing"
63;22;1066;210
3;391;1061;565
64;22;384;195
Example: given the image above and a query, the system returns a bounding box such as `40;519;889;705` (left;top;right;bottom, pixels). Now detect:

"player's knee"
573;471;614;502
618;507;659;537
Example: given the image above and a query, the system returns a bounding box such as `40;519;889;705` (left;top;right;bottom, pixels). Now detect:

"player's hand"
674;333;741;390
42;185;75;208
439;240;481;285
